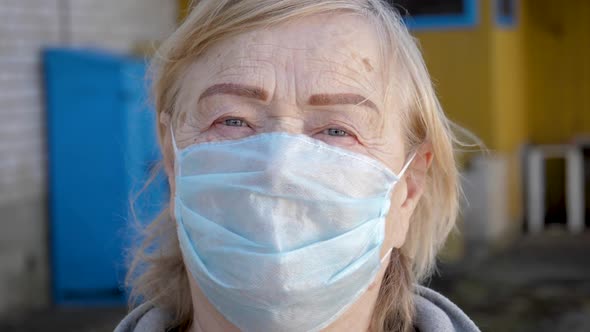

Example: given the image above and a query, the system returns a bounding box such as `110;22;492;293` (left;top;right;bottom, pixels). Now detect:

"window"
387;0;479;30
495;0;517;28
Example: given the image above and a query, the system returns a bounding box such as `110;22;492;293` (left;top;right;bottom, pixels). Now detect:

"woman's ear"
386;143;434;249
401;142;433;211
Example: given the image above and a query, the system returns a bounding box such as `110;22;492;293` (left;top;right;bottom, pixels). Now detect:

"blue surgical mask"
171;131;414;332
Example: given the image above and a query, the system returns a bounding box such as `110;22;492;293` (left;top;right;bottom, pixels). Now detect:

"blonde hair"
127;1;463;331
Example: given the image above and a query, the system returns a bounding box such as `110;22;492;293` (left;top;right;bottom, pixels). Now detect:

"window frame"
495;0;518;28
400;0;480;31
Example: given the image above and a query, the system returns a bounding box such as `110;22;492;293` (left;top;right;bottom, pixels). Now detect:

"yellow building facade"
416;0;589;256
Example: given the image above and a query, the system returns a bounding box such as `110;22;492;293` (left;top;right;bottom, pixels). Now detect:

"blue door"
44;48;167;305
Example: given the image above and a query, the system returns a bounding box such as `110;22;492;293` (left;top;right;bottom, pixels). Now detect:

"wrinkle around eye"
314;133;358;148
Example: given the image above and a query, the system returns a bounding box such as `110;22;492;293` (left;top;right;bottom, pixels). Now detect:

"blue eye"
325;128;349;137
223;118;247;127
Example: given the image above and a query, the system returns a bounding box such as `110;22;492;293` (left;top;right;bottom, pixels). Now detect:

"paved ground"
0;306;126;332
430;230;590;332
1;230;589;331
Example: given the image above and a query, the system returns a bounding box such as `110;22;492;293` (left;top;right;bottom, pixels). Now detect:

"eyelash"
222;118;248;127
322;128;350;137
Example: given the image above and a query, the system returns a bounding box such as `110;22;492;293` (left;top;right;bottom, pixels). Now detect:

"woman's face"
167;12;424;265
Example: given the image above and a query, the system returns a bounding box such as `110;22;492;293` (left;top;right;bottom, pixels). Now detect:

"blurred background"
0;0;588;331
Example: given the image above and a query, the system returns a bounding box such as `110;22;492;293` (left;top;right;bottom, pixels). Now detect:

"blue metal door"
44;48;167;305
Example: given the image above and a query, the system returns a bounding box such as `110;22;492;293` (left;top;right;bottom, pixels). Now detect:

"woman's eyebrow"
198;83;379;113
308;93;379;112
198;83;269;102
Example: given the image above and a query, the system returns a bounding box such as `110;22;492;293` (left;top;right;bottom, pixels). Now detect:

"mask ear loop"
169;126;180;176
381;247;394;264
380;150;418;264
397;151;417;178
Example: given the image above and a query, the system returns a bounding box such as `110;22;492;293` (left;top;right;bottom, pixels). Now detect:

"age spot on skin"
362;58;374;72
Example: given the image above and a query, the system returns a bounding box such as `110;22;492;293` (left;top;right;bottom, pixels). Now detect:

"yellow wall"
415;0;529;153
491;23;527;152
416;0;590;238
178;0;191;22
416;0;528;236
489;2;527;222
524;0;590;144
416;0;590;148
414;1;495;149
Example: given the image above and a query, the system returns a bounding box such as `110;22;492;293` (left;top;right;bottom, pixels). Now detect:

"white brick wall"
0;0;177;313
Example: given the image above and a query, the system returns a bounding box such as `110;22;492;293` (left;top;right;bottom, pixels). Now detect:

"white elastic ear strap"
169;126;179;155
398;151;417;178
381;151;417;263
381;247;394;264
169;126;180;175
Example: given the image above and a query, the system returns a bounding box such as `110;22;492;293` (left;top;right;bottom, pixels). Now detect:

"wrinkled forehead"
191;13;389;99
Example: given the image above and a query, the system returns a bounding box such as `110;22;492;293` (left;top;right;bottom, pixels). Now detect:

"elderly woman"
116;0;479;331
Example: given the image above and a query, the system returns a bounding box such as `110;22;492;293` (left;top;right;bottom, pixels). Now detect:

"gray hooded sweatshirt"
114;285;480;332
